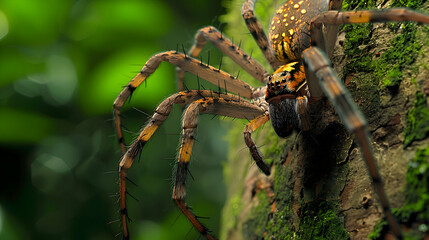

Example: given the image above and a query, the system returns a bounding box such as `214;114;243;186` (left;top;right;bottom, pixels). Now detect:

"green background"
0;0;233;239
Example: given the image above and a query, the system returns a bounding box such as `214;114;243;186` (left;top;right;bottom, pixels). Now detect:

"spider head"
265;62;306;104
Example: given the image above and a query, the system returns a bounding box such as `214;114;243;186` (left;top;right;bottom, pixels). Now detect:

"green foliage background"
0;0;231;239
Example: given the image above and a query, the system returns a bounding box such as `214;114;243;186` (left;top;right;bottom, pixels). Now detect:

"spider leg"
118;90;250;239
323;0;345;56
297;96;311;131
173;96;265;240
329;0;343;11
310;8;429;52
113;51;256;153
302;47;403;239
244;113;271;175
242;0;283;70
176;26;268;91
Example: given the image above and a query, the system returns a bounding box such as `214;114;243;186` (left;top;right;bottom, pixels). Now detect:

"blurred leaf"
0;10;8;40
0;205;26;240
43;54;78;105
0;1;226;239
0;48;45;87
0;0;71;46
80;46;175;114
12;54;78;106
0;108;54;143
70;0;173;50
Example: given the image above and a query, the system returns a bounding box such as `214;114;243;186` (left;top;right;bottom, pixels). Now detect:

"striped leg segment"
244;113;271;175
172;96;265;240
119;91;202;240
113;50;255;153
118;90;249;240
329;0;343;10
310;8;429;50
302;47;403;239
176;26;268;90
242;0;282;70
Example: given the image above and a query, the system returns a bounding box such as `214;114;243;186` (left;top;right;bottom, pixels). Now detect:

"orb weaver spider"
113;0;429;239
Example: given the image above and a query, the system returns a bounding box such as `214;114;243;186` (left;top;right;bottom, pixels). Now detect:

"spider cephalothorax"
113;0;429;239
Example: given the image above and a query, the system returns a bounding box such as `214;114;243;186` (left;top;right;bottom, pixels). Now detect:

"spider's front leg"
242;0;283;70
309;8;429;52
172;95;265;240
244;113;271;175
175;26;269;92
302;47;402;239
113;51;255;153
118;90;208;239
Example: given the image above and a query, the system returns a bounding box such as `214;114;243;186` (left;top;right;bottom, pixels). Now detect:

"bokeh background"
0;0;239;239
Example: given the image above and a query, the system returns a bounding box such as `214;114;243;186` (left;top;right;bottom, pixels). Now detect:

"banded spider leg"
114;28;273;238
118;89;265;239
113;49;259;153
175;26;269;91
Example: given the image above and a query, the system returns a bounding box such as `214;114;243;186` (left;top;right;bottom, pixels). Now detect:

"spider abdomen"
269;0;330;62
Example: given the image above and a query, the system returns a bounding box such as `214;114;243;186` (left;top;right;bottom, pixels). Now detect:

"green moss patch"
242;191;271;239
342;0;424;89
404;92;429;147
379;23;421;88
342;0;376;10
261;123;289;162
298;201;349;240
391;0;424;8
242;164;296;239
398;147;429;224
370;146;429;239
265;202;295;239
243;160;349;239
265;164;295;239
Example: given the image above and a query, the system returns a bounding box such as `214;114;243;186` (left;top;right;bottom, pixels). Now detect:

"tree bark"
220;0;429;239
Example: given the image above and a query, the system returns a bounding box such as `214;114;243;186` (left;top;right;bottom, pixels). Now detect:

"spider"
113;0;429;239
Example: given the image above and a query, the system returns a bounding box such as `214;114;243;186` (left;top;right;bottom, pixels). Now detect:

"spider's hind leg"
172;94;264;240
118;90;239;240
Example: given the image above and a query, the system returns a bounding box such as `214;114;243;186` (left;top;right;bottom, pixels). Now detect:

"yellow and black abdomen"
269;0;329;63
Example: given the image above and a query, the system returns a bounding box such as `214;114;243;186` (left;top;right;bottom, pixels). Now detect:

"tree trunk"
220;0;429;239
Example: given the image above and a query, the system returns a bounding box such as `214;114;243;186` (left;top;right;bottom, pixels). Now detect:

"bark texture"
220;0;429;239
